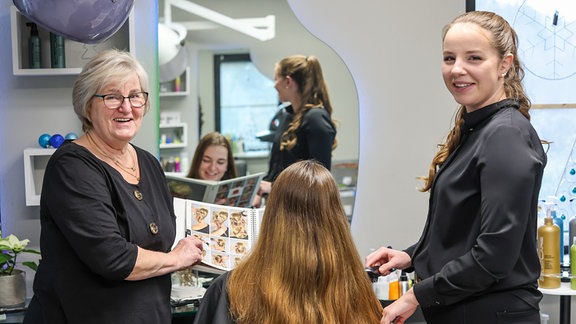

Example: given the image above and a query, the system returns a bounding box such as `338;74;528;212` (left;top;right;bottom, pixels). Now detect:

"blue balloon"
65;132;78;140
49;134;65;148
12;0;134;44
38;133;51;148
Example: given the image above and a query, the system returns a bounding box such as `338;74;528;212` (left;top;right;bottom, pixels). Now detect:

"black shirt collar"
463;99;519;130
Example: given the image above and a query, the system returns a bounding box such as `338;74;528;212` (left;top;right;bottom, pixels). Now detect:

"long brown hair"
228;160;382;323
186;132;237;180
421;11;530;192
277;55;338;151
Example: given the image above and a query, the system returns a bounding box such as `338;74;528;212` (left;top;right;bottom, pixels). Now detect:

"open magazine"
173;198;265;274
166;172;264;208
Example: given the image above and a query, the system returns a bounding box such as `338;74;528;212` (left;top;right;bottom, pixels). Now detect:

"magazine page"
185;200;263;273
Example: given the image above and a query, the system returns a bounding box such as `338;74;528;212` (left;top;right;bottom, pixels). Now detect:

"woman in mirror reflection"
367;11;546;324
24;49;204;324
253;55;337;207
194;160;383;324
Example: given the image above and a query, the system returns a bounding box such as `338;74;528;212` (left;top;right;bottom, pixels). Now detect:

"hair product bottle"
399;270;409;296
374;276;389;300
388;270;399;300
538;210;561;288
25;22;41;69
571;236;576;290
50;32;65;68
569;216;576;267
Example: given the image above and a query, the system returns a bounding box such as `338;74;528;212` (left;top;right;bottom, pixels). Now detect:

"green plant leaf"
0;253;10;264
22;261;38;272
22;248;41;255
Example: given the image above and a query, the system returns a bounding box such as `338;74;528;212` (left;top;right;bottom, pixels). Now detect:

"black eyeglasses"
93;92;149;109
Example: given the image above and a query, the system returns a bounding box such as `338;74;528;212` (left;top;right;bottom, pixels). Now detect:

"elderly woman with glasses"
24;49;204;324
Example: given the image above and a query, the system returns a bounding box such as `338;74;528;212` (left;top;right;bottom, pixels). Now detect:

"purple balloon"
12;0;134;44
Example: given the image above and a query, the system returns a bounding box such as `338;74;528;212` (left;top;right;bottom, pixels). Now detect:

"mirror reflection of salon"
158;0;359;219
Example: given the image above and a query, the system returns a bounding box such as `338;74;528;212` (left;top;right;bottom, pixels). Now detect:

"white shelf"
23;147;56;206
159;143;187;149
159;68;190;97
159;123;188;149
10;6;135;76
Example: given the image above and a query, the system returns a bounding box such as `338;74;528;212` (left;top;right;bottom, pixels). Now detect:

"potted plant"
0;229;40;307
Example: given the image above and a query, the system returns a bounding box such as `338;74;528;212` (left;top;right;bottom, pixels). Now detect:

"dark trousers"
421;291;540;324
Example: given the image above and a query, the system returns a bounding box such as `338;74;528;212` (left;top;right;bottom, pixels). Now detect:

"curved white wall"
288;0;463;255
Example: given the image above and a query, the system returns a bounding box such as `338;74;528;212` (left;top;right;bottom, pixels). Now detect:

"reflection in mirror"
158;0;359;220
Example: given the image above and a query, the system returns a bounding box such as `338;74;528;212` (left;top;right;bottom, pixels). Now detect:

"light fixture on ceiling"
158;22;188;83
164;0;275;42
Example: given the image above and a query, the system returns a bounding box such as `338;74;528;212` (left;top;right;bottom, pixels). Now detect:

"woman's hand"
366;246;412;276
171;236;204;269
381;289;419;324
126;236;204;281
252;180;272;207
258;180;272;196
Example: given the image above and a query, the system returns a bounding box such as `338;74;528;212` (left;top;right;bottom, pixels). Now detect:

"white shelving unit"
23;147;56;206
159;68;190;97
159;123;188;149
10;5;135;76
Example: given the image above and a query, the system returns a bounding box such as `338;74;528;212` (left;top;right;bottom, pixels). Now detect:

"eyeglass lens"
102;92;148;109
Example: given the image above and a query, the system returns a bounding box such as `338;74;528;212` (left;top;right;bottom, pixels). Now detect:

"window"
214;54;280;154
469;0;576;204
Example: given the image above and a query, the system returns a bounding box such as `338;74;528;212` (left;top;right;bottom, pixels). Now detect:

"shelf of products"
23;147;56;206
159;123;188;149
10;5;135;76
159;122;189;173
160;68;190;96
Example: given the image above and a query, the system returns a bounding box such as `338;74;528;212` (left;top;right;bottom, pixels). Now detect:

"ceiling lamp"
158;22;188;83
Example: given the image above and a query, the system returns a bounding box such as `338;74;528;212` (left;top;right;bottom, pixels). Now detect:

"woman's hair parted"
227;160;382;324
186;132;238;180
277;55;338;151
72;49;150;132
420;11;530;192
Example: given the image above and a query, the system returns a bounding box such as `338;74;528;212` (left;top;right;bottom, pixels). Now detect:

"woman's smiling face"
442;22;511;112
198;145;228;181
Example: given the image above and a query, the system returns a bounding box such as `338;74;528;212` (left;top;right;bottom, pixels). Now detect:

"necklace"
86;132;139;181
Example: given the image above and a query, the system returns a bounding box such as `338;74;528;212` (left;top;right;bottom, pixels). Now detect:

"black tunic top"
31;141;176;324
406;99;546;309
264;106;336;182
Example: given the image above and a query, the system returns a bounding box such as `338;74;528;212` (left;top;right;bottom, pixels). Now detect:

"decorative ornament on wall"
12;0;134;44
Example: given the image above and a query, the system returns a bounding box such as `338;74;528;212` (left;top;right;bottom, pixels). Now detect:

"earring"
501;72;507;78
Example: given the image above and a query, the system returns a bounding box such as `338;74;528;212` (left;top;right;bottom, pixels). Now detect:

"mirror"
158;0;359;216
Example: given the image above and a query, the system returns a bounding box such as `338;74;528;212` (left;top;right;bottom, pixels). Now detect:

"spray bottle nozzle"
25;22;39;36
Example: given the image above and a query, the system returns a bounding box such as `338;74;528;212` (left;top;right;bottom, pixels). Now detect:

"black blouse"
406;99;546;309
31;141;176;324
264;106;336;182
